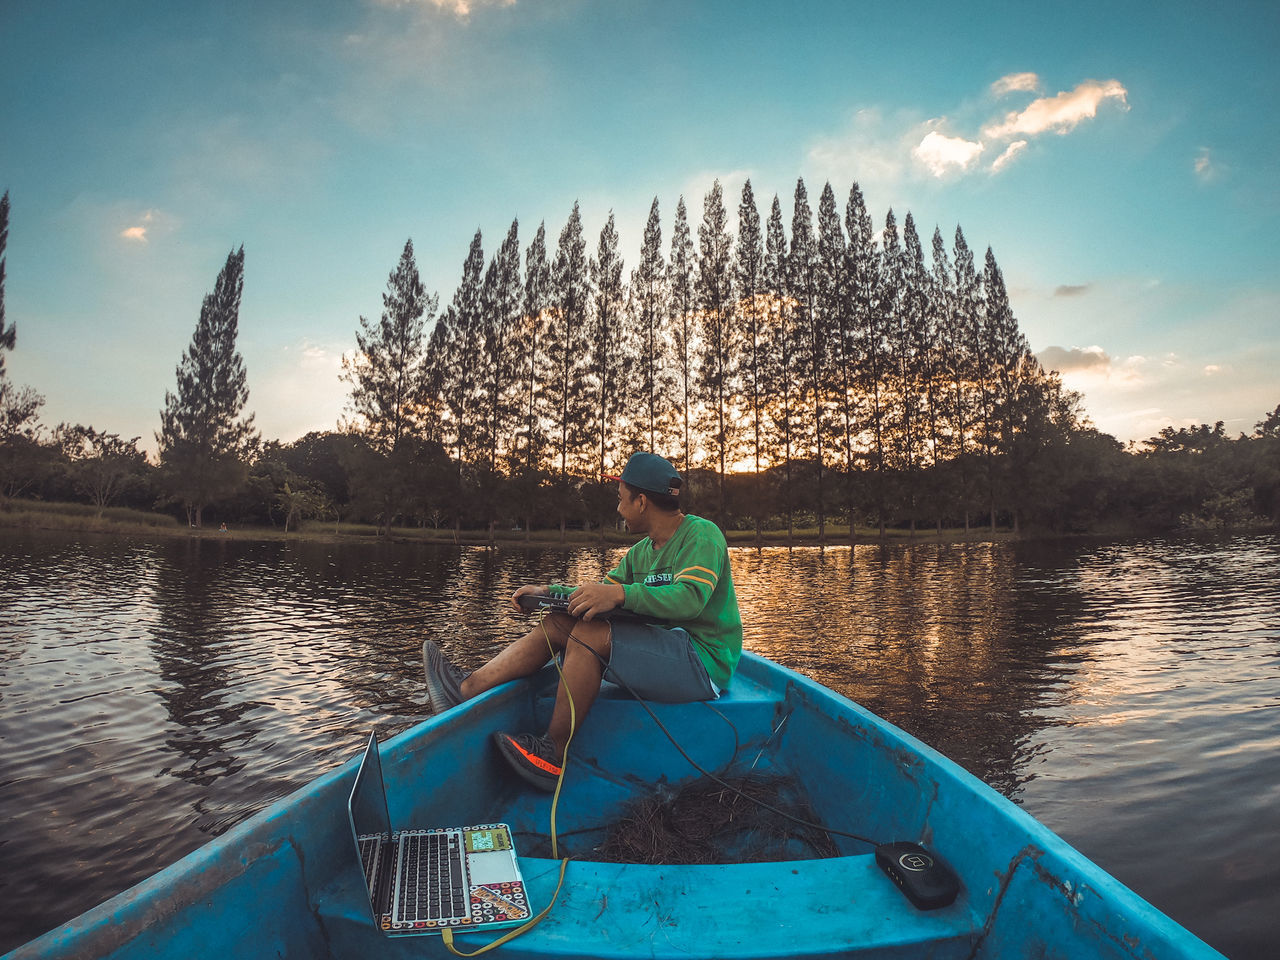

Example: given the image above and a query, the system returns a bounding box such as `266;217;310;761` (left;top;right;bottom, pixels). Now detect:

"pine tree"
695;180;736;521
844;183;880;539
859;209;893;536
157;246;259;527
587;212;627;530
478;219;522;475
894;212;929;533
928;225;958;530
342;239;437;454
982;246;1033;532
543;203;591;538
517;221;550;475
340;239;439;535
762;194;798;537
505;221;551;538
0;191;12;378
668;197;696;474
734;180;766;540
789;179;824;538
462;220;522;539
632;198;669;452
422;322;449;446
0;193;41;465
950;226;983;531
814;182;846;542
878;210;906;528
438;230;485;466
0;186;30;495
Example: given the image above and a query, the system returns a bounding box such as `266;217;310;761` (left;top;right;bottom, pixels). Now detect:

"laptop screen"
349;732;392;840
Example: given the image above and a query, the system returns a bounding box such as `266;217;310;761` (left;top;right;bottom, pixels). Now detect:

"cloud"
330;0;543;133
912;130;984;177
811;75;1130;187
807;107;924;188
118;209;167;243
983;79;1129;139
1037;345;1111;373
1054;283;1090;297
1194;147;1219;182
991;72;1041;97
1047;351;1158;405
251;339;347;443
371;0;516;17
990;139;1028;172
166;115;331;198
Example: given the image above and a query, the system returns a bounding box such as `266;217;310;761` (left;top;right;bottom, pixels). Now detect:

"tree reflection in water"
0;530;1276;959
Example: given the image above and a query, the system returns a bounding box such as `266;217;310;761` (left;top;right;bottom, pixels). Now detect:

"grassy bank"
0;497;1022;547
0;499;185;534
0;499;385;543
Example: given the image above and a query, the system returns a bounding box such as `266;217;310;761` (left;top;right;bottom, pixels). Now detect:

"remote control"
517;593;569;614
516;592;652;622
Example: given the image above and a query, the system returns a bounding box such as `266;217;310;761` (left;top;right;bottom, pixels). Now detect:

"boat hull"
5;652;1225;959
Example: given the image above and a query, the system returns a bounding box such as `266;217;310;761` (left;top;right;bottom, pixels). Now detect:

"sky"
2;0;1277;454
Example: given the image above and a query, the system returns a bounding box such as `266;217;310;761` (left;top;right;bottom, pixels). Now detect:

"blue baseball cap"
603;452;682;497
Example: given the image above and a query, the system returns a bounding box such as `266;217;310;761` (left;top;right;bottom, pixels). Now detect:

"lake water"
0;529;1277;957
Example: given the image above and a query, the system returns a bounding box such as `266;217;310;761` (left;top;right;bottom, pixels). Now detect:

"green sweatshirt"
557;514;743;690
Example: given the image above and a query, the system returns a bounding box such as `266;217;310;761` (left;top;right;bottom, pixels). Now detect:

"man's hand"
568;582;625;620
510;583;553;613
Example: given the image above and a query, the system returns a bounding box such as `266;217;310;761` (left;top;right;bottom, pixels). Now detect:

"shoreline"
0;498;1016;547
2;498;1266;549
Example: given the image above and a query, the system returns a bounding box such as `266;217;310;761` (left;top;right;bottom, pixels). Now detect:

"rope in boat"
565;633;880;847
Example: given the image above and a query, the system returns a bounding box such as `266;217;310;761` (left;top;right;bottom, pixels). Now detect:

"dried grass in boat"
592;774;839;865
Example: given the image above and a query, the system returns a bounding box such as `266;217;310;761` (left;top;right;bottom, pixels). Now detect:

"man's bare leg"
461;612;611;760
461;612;573;698
545;618;611;758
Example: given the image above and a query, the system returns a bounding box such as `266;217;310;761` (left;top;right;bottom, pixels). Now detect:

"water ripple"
0;530;1276;958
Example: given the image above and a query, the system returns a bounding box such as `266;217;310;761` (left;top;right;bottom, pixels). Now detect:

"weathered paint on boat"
5;652;1226;959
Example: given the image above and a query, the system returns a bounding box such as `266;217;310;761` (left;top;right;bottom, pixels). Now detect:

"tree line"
343;177;1063;539
1;182;1277;538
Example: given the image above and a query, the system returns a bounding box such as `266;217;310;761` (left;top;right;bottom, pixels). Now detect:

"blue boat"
5;652;1225;959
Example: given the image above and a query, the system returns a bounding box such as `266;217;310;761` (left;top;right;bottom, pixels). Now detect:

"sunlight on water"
0;530;1276;957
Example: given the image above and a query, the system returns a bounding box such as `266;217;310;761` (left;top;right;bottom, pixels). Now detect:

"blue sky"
3;0;1277;451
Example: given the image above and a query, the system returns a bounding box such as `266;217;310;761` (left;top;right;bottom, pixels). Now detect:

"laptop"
347;732;531;936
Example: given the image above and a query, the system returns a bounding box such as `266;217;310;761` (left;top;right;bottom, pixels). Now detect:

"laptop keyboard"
358;836;382;895
397;830;467;924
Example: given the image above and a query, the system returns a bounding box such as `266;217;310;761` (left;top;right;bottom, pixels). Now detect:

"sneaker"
422;639;468;716
493;731;563;792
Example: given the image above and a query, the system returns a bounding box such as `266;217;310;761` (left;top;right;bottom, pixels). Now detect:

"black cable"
699;699;742;774
564;633;880;847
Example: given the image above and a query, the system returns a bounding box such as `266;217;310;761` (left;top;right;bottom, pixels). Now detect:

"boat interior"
314;654;989;958
16;653;1213;960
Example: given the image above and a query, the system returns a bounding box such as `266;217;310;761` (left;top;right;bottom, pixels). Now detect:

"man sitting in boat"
422;451;744;792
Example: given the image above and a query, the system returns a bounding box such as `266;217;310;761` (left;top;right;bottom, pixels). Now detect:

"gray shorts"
603;621;718;703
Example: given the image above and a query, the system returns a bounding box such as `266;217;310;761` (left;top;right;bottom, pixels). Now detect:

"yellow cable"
443;610;575;957
442;857;569;957
543;612;576;860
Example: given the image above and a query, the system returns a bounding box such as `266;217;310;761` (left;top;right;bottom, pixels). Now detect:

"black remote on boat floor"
874;841;961;910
